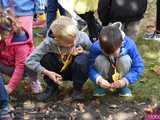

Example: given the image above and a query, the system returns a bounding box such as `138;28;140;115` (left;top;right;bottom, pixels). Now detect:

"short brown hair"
99;23;123;55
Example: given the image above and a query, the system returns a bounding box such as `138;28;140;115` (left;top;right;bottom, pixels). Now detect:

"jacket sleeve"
0;0;9;9
25;39;51;73
7;44;30;91
77;32;92;51
34;0;45;13
88;42;102;81
123;40;144;84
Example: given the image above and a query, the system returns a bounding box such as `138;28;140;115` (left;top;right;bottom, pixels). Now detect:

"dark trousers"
47;0;66;29
40;53;89;90
79;12;101;42
0;75;8;109
156;0;160;32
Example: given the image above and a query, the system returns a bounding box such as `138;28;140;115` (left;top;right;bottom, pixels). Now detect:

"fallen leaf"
23;112;30;120
77;103;85;112
139;78;147;83
82;112;93;120
62;97;72;105
109;104;118;109
152;66;160;75
23;100;35;109
105;115;113;120
144;104;157;113
146;25;155;32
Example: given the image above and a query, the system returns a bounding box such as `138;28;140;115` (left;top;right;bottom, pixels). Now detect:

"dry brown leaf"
144;107;153;113
146;25;155;32
139;78;147;83
23;112;30;120
24;81;31;93
23;100;35;109
109;104;118;109
62;97;72;105
144;104;157;113
77;103;85;112
105;115;113;120
153;66;160;76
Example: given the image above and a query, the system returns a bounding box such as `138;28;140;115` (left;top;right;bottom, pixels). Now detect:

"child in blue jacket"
89;22;144;97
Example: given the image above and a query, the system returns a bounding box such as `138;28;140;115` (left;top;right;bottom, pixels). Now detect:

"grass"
9;0;160;105
132;34;160;102
10;27;160;106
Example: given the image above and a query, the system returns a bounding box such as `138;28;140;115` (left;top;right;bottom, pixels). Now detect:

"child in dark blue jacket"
89;22;144;97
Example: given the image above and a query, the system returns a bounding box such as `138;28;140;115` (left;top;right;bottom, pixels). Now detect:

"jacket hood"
4;29;32;46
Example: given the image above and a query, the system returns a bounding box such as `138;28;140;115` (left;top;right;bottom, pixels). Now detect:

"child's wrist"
122;77;129;86
96;76;103;85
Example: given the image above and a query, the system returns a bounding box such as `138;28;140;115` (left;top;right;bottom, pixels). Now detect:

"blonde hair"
0;8;21;34
50;16;78;38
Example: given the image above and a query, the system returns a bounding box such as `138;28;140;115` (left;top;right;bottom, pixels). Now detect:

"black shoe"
36;86;59;101
71;90;85;100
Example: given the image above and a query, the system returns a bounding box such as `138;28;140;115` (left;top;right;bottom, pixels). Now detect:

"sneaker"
0;115;12;120
71;90;85;100
36;86;59;101
143;32;160;41
119;87;132;97
30;80;43;94
0;106;12;120
93;86;107;97
0;106;9;116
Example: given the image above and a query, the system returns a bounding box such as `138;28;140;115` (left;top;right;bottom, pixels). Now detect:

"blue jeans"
0;75;9;109
47;0;66;29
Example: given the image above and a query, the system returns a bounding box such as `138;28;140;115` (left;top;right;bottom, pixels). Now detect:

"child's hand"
110;79;128;88
5;85;13;94
96;76;111;89
43;69;63;85
72;47;84;56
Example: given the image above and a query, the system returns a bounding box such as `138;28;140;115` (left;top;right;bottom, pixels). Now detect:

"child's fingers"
55;73;62;79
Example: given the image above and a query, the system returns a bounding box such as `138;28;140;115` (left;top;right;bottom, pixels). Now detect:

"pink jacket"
0;31;33;90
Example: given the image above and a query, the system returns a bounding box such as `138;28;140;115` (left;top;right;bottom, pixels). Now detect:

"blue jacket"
0;0;45;16
89;36;144;84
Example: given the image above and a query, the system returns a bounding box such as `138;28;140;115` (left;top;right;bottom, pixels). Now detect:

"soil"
10;94;149;120
10;0;158;119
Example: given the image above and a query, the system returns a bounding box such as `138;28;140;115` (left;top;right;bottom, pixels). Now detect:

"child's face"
113;48;120;57
55;34;76;48
103;47;121;57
